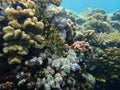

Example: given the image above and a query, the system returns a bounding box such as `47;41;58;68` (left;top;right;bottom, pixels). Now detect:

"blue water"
61;0;120;13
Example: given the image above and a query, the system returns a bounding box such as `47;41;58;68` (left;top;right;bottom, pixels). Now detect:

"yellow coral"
21;31;30;40
14;29;22;39
18;47;29;55
8;57;22;64
3;26;14;33
3;32;14;41
5;6;35;20
83;30;95;36
29;39;35;45
3;47;9;54
32;17;38;23
23;18;35;28
36;21;44;30
20;0;26;3
8;20;21;29
26;0;35;8
2;0;64;65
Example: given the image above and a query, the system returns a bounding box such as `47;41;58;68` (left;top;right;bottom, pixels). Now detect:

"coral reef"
71;41;91;52
69;8;120;90
2;0;64;64
33;0;62;6
79;10;113;33
42;3;76;44
111;10;120;21
109;21;120;31
90;47;120;90
81;19;113;33
2;0;43;64
44;3;64;18
0;1;95;89
75;30;120;48
65;8;120;34
0;0;120;90
65;9;85;25
65;8;106;26
80;8;106;17
24;49;82;89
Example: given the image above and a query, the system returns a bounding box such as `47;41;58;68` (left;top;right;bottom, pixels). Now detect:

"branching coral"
95;31;120;47
71;41;91;52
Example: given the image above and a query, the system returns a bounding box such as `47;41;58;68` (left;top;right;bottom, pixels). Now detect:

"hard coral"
5;6;35;21
33;0;62;6
24;49;94;90
2;0;64;64
2;16;46;64
82;20;113;33
50;0;62;6
71;41;91;52
92;47;120;88
111;10;120;21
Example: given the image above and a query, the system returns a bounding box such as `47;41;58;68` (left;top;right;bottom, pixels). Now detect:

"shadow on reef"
0;0;120;90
